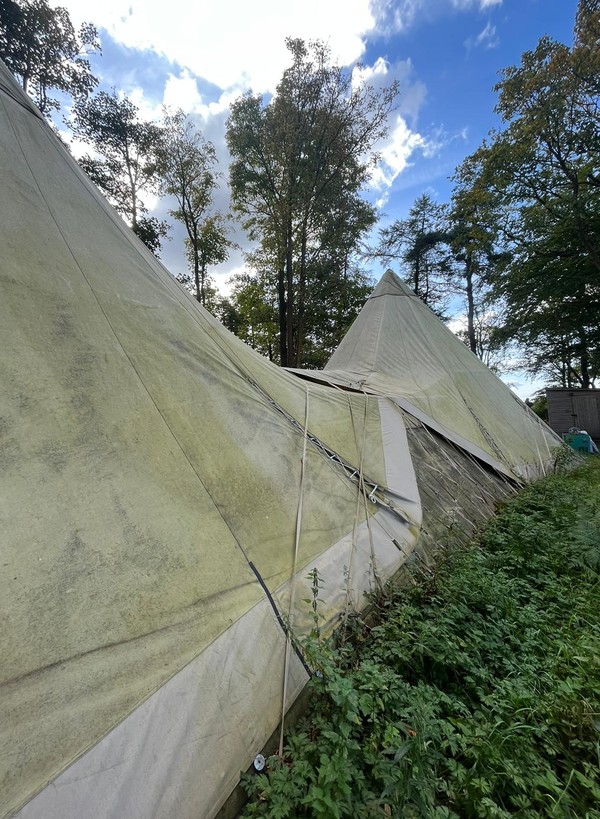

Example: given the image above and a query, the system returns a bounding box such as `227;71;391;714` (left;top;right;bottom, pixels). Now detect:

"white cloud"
353;57;426;126
58;130;91;160
59;0;502;93
477;21;498;46
127;85;162;121
109;50;431;266
215;262;248;295
53;0;476;284
371;0;503;34
371;115;427;189
348;57;430;197
163;70;203;113
352;56;390;90
465;21;499;50
452;0;502;9
193;90;242;126
369;0;420;33
54;0;374;93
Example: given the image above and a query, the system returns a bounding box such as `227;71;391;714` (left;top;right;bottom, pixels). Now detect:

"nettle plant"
242;460;600;818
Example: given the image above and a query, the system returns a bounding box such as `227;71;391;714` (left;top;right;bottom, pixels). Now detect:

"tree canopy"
70;90;168;255
227;38;398;367
3;1;598;386
372;193;453;317
0;0;99;116
470;0;600;386
158;109;230;305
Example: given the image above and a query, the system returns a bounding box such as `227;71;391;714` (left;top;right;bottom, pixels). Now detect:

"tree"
0;0;99;116
454;310;508;371
297;193;375;367
487;206;600;388
158;110;230;306
372;193;453;317
448;156;509;356
133;216;169;258
174;215;231;308
298;260;373;369
473;0;600;386
220;271;279;360
527;390;549;422
227;38;398;367
70;90;167;254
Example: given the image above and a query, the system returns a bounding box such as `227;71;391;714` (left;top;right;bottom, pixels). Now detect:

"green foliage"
158;109;231;304
552;443;580;475
373;181;508;367
242;460;600;817
218;270;279;360
226;38;398;367
182;213;231;306
448;156;510;360
373;193;453;318
527;390;549;422
133;215;169;258
70;90;167;254
223;252;373;368
0;0;100;116
472;1;600;387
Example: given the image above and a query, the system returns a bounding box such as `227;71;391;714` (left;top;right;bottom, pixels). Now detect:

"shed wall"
547;389;600;439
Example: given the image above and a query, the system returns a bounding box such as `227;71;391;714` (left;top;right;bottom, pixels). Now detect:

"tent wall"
324;272;562;479
0;61;420;819
402;413;517;566
1;58;558;819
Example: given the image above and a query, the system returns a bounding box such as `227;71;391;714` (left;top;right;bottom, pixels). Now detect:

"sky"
53;0;578;397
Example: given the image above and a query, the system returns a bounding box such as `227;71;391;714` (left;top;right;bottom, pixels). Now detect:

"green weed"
241;459;600;818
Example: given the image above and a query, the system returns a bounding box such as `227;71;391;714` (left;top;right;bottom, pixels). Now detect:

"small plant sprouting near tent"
303;567;325;640
553;442;580;474
241;459;600;818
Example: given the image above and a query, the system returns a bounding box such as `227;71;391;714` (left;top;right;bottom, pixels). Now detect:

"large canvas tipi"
298;270;559;481
0;59;421;819
0;59;560;819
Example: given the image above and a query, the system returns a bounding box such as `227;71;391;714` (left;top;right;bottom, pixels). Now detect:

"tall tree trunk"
413;254;420;298
465;253;477;354
284;218;294;367
200;259;206;307
278;248;287;366
125;144;138;233
295;220;308;368
192;228;201;303
579;325;590;388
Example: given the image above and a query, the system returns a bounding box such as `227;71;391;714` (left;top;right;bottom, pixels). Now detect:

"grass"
241;458;600;818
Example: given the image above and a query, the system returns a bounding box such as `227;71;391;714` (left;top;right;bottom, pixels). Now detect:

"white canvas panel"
15;600;308;819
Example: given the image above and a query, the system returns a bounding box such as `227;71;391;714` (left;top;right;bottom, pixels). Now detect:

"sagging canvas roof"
0;54;562;819
0;62;421;818
295;271;560;480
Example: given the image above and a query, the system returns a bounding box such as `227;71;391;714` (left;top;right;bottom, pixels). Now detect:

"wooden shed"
546;388;600;440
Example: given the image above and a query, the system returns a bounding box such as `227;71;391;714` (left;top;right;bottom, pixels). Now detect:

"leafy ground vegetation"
242;458;600;818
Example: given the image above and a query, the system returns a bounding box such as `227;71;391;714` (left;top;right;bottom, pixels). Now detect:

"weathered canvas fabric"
319;271;560;479
0;53;560;819
0;61;420;819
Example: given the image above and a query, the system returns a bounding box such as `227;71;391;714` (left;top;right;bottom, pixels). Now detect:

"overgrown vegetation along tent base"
241;459;600;817
0;58;561;819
